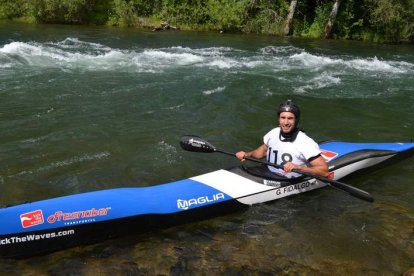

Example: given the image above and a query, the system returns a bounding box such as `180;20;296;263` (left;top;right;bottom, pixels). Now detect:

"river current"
1;22;414;275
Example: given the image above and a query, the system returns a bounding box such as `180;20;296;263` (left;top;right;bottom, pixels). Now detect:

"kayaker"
236;99;329;178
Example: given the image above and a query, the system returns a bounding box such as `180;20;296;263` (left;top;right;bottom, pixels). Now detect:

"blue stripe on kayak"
0;178;232;235
320;141;414;161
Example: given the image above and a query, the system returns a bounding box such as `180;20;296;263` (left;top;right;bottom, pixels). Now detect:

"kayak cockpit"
227;165;310;186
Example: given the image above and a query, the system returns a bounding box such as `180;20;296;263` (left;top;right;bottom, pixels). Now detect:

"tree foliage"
0;0;413;43
0;0;27;19
365;0;414;42
30;0;96;24
206;0;251;31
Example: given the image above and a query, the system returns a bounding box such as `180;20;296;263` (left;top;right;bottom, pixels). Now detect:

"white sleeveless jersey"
263;127;321;178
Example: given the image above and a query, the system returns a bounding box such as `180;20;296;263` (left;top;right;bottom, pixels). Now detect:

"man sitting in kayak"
236;99;329;178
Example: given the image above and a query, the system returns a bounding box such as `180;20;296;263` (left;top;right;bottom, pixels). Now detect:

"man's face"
279;111;296;133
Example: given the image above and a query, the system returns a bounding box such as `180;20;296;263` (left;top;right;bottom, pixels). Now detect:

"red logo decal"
20;210;45;228
320;149;338;161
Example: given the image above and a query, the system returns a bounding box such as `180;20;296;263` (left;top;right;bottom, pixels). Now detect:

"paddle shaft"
214;148;374;202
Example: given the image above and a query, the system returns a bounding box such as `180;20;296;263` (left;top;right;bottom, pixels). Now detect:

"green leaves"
207;0;250;31
1;0;413;43
366;0;414;42
30;0;96;24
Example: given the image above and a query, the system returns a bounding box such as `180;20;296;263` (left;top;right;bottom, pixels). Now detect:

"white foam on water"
157;141;179;164
36;151;111;172
0;39;216;72
188;46;240;57
290;51;409;74
244;60;268;68
0;63;12;68
294;72;342;94
202;86;226;95
260;45;303;56
8;170;34;177
5;151;110;178
291;52;339;68
0;41;37;54
21;134;49;144
53;37;111;51
1;39;412;77
348;57;406;73
140;49;204;66
205;58;240;69
165;104;184;110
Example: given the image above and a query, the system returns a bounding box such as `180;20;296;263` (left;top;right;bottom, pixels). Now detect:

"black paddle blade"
180;135;216;153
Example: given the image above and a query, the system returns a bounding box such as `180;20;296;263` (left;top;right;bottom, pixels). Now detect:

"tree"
365;0;414;42
324;0;341;38
284;0;297;35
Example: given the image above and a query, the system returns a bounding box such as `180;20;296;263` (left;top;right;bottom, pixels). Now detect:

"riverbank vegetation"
1;0;413;43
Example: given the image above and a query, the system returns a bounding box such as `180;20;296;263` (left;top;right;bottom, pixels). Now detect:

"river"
1;22;414;275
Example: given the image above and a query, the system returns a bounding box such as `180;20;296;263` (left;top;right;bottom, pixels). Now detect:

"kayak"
1;139;413;258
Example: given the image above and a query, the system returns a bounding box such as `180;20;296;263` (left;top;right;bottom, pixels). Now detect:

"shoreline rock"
152;22;179;32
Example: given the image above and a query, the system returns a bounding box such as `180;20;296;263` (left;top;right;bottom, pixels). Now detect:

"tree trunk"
284;0;298;36
324;0;341;39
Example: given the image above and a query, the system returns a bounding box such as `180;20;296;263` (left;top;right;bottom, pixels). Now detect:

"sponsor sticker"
274;179;322;196
47;207;111;225
177;193;225;210
263;179;282;187
20;210;45;228
1;229;76;246
321;149;338;161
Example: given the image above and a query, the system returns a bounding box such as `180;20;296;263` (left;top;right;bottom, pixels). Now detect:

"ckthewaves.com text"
1;229;75;245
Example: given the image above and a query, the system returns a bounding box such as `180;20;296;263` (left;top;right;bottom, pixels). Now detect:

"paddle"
180;135;374;202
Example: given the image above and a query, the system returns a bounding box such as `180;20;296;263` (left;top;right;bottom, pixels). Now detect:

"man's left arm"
284;155;329;177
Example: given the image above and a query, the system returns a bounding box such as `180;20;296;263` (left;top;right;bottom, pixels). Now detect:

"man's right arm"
236;144;268;161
